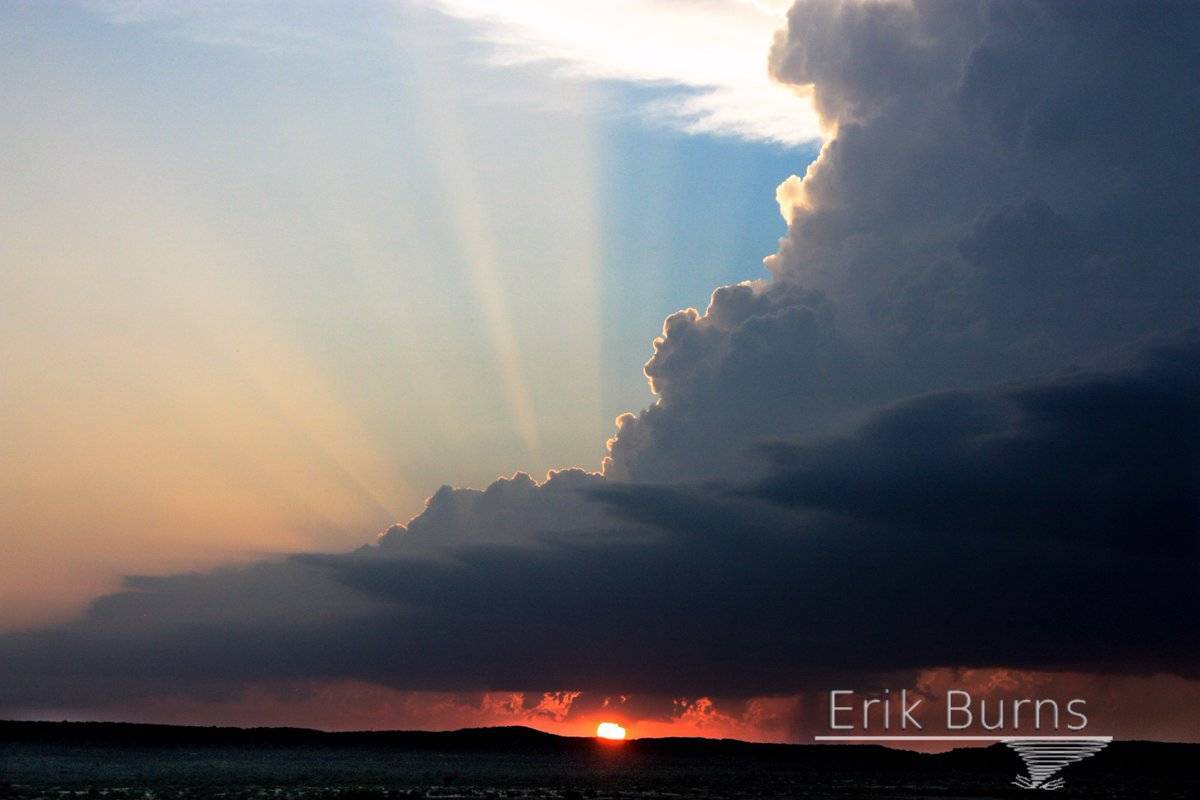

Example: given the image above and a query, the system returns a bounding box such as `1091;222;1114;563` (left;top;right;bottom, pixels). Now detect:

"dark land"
1;720;1196;799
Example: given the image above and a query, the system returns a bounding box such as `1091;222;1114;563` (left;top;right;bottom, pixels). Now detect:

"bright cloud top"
422;0;820;144
88;0;820;145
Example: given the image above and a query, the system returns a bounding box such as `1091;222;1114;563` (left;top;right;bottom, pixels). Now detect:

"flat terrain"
1;722;1196;799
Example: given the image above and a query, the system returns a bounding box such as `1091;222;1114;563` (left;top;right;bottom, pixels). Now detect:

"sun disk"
596;722;626;740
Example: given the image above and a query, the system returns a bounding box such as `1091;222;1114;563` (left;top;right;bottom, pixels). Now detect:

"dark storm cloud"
1;337;1196;708
602;282;861;483
604;0;1200;483
749;334;1200;560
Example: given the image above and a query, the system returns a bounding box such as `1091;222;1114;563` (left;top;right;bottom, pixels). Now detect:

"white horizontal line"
814;735;1113;742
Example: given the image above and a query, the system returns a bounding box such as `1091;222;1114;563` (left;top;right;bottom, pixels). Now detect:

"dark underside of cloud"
1;335;1196;705
2;0;1198;713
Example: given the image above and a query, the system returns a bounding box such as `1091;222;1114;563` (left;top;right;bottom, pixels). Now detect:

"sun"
596;721;627;740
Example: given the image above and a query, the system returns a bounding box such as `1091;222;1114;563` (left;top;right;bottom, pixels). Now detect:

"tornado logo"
1005;737;1111;790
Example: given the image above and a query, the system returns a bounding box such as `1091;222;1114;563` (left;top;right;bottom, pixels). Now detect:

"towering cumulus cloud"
607;0;1199;483
1;1;1197;723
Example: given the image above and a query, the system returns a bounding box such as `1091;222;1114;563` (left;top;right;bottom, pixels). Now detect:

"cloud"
1;336;1196;711
84;0;821;145
420;0;820;144
747;333;1200;564
376;469;616;553
603;0;1200;482
602;280;859;482
765;0;1199;329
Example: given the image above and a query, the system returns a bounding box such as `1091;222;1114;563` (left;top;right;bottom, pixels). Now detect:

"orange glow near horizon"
596;721;627;740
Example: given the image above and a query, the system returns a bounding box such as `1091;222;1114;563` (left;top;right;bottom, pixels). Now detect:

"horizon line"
815;735;1114;742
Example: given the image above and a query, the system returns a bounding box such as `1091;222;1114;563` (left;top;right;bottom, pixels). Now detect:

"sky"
1;0;1198;743
1;0;811;626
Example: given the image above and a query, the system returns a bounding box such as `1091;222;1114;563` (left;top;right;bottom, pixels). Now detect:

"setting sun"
596;722;627;740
